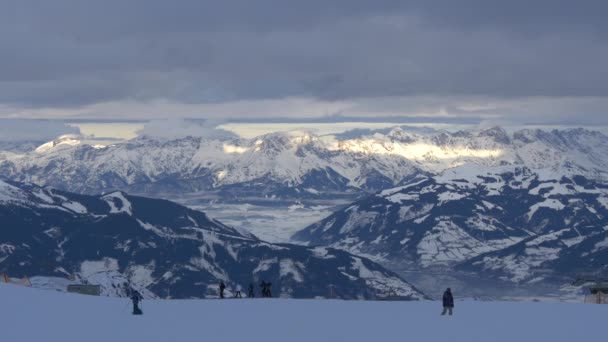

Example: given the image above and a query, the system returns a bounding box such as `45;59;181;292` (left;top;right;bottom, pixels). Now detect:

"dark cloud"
0;119;80;141
0;0;607;122
402;1;608;36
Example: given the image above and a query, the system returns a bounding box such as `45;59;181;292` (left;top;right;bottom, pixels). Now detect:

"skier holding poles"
130;289;143;315
441;288;454;316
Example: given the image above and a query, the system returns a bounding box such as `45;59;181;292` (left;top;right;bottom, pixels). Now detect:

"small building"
67;284;102;296
586;282;608;304
572;277;608;304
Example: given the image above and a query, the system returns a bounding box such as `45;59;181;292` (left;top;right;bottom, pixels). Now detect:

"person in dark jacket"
441;288;454;316
260;281;267;297
248;283;255;298
130;290;143;315
219;281;226;299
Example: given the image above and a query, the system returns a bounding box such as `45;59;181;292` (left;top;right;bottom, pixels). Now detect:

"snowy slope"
293;167;608;279
2;126;608;200
457;223;608;284
0;180;424;300
0;283;601;342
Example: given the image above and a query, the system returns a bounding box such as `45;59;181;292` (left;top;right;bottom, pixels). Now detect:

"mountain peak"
468;126;511;144
35;135;81;153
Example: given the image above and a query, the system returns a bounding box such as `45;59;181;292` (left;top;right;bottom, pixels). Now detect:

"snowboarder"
130;290;143;315
441;288;454;316
219;281;226;299
234;284;242;298
248;283;255;298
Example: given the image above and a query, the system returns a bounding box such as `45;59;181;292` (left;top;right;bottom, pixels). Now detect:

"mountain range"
293;165;608;287
0;180;425;300
3;125;608;297
2;127;608;202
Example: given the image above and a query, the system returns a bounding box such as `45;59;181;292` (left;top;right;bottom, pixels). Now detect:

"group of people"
218;281;272;299
259;281;272;298
129;284;456;316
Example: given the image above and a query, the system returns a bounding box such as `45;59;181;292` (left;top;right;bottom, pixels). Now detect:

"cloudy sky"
1;0;607;132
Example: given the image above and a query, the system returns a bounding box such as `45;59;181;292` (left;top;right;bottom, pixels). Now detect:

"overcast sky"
1;0;607;126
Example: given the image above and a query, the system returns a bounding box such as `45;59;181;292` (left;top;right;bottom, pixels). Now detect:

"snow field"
1;283;605;342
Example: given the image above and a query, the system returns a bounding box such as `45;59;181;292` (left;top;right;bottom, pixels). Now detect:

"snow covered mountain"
2;127;608;201
0;140;44;154
0;131;416;199
0;180;425;300
292;166;608;283
3;125;608;294
457;221;608;284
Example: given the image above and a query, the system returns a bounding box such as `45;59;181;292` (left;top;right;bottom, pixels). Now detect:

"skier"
266;282;272;298
441;288;454;316
219;281;226;299
248;283;255;298
234;284;242;298
130;290;143;315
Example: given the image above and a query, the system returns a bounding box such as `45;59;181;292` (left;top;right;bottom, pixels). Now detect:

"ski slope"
1;283;604;342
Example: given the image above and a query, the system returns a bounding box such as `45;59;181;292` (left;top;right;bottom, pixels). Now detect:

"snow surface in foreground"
1;283;605;342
